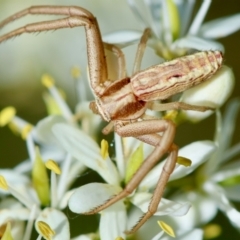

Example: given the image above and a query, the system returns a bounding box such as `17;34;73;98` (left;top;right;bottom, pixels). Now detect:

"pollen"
158;221;175;238
204;224;222;239
177;156;192;167
0;175;8;190
101;139;109;159
45;160;61;175
37;221;55;240
163;110;178;121
71;66;81;79
42;74;55;88
0;106;16;127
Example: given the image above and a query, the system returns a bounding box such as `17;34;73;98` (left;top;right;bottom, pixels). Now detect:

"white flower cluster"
0;1;240;240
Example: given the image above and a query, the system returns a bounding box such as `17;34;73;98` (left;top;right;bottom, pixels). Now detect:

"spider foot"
82;194;118;215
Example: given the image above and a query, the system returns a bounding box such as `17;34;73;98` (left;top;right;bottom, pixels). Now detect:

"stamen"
101;139;109;159
37;221;55;240
177;157;192;167
188;0;212;35
57;154;72;201
46;160;61;208
0;106;16;126
0;175;8;190
0;175;35;209
21;124;33;140
41;74;74;124
158;221;175;238
23;204;38;240
45;160;61;175
41;74;55;88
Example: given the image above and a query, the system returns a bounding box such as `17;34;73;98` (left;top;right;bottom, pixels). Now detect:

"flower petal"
204;181;240;228
99;202;127;240
0;169;30;195
175;228;203;240
0;198;30;225
103;30;142;47
35;208;70;240
199;13;240;39
69;183;122;213
71;235;93;240
52;123;119;185
33;115;66;146
211;161;240;183
139;141;215;189
172;35;224;52
170;192;217;231
223;185;240;202
131;192;191;217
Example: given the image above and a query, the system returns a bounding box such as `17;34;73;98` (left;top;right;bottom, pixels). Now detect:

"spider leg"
104;43;126;79
0;6;107;96
132;28;151;74
148;101;214;112
84;119;178;234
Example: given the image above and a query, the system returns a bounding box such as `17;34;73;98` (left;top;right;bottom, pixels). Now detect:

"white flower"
102;0;237;123
52;122;216;239
105;0;240;56
154;99;240;237
0;77;95;240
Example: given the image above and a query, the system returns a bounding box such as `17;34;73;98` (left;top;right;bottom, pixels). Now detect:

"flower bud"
180;65;234;122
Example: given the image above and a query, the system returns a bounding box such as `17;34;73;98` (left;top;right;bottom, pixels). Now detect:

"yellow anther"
204;224;222;239
100;139;109;159
0;106;16;127
71;66;81;79
158;221;175;238
41;74;55;88
21;124;33;140
37;221;55;240
0;175;8;190
177;157;192;167
164;110;178;121
45;160;61;175
115;237;124;240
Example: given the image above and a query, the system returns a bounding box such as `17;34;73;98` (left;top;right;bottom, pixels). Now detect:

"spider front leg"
0;5;108;96
84;119;178;234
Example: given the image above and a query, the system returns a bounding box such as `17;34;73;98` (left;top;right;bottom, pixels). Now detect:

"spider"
0;6;222;234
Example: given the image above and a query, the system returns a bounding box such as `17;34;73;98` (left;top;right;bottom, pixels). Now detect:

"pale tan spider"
0;6;223;234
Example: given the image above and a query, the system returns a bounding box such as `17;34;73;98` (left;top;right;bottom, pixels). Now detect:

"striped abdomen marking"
131;51;223;101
